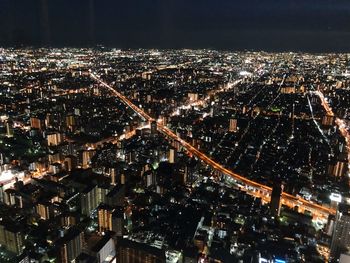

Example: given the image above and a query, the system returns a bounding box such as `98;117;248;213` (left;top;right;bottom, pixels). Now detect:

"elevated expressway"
90;73;335;220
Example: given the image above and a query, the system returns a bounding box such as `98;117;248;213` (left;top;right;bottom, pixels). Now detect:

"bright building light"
239;70;252;76
330;193;342;203
0;169;25;187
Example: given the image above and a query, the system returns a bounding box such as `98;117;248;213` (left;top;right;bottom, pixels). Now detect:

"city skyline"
0;0;350;52
0;47;349;262
1;1;350;262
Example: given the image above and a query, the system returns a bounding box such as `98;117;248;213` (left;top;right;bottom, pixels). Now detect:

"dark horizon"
0;0;350;53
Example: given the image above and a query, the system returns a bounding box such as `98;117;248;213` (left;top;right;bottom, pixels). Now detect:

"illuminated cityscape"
0;0;350;262
0;48;349;262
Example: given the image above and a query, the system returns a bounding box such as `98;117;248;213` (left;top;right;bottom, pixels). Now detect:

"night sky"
0;0;350;52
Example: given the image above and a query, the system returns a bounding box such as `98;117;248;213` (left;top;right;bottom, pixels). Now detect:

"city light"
0;170;25;187
0;47;347;262
330;193;342;203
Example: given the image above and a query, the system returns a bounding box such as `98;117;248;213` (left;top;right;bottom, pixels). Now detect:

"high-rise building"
322;114;334;126
188;92;198;101
87;235;116;263
330;203;350;261
5;119;14;137
0;223;24;255
47;132;63;146
270;181;283;217
82;150;96;169
66;115;76;131
64;155;77;172
328;160;347;178
4;188;16;206
121;172;126;185
229;118;237;132
48;152;62;164
112;207;125;237
145;171;156;187
60;212;79;228
30;117;45;131
97;204;125;236
45;113;53;128
81;184;99;216
36;201;55;220
105;167;117;185
98;185;109;206
57;228;84;263
98;204;113;233
49;162;62;174
168;148;176;164
116;238;166;263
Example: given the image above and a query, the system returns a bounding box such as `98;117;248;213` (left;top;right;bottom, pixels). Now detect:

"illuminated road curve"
313;89;350;176
91;73;335;219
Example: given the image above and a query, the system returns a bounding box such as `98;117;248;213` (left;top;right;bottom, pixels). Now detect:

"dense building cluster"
0;48;350;262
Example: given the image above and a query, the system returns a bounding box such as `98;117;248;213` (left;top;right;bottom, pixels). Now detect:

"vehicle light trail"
313;90;350;175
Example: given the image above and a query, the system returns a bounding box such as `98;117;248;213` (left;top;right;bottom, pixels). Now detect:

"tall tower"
5;119;14;138
270;180;283;217
330;203;350;262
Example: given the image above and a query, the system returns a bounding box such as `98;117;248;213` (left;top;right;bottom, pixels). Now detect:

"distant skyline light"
0;0;349;52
